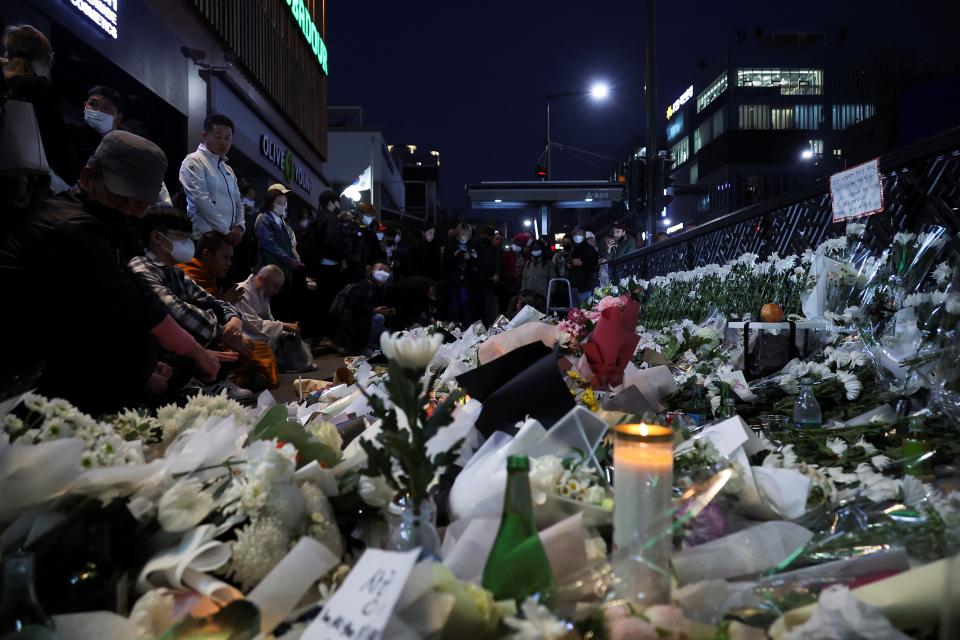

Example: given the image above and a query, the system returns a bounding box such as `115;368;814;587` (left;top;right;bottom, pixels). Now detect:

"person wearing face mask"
0;132;229;413
566;227;599;305
334;261;396;355
553;235;573;279
520;239;556;301
354;202;388;280
67;85;123;172
384;223;412;278
3;24;79;187
410;225;442;279
255;184;306;322
601;221;637;262
442;222;481;325
178;113;245;245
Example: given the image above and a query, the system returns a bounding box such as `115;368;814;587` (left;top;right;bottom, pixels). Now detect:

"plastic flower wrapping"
2;227;960;640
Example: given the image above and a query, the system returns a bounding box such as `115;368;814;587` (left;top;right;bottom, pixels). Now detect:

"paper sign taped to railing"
829;158;883;222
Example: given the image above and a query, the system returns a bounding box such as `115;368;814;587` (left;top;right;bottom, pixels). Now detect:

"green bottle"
482;456;555;607
715;390;736;420
903;416;931;478
0;551;58;640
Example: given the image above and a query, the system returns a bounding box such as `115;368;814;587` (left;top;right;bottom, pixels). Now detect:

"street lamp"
523;219;532;227
800;149;814;160
544;80;610;180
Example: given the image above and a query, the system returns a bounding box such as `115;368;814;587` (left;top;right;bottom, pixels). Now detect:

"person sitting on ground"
335;261;395;355
129;206;256;398
236;266;313;372
179;231;280;389
0;131;223;413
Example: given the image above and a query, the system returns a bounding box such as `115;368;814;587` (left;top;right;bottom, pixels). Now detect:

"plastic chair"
546;277;573;318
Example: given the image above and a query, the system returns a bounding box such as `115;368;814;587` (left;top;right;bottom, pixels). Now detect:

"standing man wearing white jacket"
179;114;244;245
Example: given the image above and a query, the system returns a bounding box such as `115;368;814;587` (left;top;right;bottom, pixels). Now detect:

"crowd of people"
0;22;644;414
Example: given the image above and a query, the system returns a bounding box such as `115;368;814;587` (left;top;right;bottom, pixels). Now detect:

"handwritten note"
302;548;420;640
830;158;883;222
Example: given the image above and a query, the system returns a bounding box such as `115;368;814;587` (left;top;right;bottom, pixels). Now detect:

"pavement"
272;353;346;404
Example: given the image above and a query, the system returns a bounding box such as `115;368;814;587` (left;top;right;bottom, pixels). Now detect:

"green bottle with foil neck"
481;455;555;607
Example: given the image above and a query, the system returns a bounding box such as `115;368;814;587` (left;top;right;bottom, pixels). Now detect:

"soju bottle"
903;416;931;478
793;377;822;429
687;385;708;426
715;395;737;419
482;456;555;607
0;551;58;640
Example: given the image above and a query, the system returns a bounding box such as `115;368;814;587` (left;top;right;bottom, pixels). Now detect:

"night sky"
327;0;956;216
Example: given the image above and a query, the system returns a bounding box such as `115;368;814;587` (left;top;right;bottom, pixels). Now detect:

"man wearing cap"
0;131;225;414
601;221;637;262
179;114;245;245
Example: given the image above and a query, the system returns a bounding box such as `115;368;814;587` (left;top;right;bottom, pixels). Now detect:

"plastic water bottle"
793;377;822;429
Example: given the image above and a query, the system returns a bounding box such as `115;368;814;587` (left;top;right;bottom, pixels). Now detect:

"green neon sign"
286;0;328;75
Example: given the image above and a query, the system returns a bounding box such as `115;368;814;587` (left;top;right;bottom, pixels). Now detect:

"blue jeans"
368;313;386;348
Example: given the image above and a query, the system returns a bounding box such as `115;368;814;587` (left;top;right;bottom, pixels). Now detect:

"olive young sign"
286;0;328;75
260;134;315;195
665;85;693;120
69;0;118;39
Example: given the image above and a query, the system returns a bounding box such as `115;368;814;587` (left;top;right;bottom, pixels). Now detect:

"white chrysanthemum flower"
380;331;444;370
157;478;215;533
900;476;929;508
504;597;570;640
300;481;335;518
3;414;24;434
835;371;863;401
306;419;343;452
824;466;858;484
529;455;565;493
852;437;877;456
264;483;306;531
130;588;177;639
893;232;915;246
229;517;290;591
917;231;946;250
846;223;867;237
826;438;848;457
855;463;901;503
945;293;960;316
222;477;269;519
358;474;395;508
582;485;606;505
933;261;953;287
870;454;893;471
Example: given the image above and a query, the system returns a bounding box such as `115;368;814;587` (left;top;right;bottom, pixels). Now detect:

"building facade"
389;144;440;226
6;0;330;211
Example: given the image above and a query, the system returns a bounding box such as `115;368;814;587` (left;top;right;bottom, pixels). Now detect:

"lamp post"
544;81;610;180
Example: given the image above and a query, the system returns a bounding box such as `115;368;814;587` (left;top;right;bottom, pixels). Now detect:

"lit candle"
613;422;674;604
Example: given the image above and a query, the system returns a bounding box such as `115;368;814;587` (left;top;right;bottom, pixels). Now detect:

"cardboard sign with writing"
302;548;420;640
830;158;884;222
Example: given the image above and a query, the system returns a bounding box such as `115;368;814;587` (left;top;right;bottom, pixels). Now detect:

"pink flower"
597;295;629;313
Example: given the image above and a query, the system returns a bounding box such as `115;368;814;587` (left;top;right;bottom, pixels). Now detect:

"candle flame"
615;423;672;438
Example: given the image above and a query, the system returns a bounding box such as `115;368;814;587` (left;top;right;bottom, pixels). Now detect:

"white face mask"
458;235;469;244
573;235;585;244
274;202;288;218
531;250;543;257
161;234;195;263
361;215;375;226
393;235;402;244
242;197;255;209
372;269;390;283
375;232;385;241
84;108;114;135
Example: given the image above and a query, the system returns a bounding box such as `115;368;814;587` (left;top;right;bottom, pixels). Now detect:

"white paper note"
302;548;420;640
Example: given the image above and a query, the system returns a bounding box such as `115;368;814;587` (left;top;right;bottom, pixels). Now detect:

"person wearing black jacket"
66;85;124;168
355;202;388;280
300;191;349;338
567;227;599;305
3;25;79;187
410;225;442;279
442;222;480;325
334;261;395;354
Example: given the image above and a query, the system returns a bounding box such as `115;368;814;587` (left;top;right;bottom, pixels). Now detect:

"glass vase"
385;493;441;558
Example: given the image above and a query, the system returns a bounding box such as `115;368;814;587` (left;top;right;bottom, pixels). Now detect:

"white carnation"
157;478;215;533
306;419;343;452
380;331;444;370
529;455;565;492
245;439;297;485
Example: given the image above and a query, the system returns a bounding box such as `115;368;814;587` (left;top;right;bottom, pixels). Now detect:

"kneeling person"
335;261;395;355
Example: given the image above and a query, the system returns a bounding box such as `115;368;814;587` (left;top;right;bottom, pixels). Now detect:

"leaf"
249;405;289;442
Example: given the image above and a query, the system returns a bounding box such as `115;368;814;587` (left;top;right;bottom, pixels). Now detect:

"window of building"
690;162;698;184
694;120;709;153
738;104;771;129
808;139;823;154
833;148;843;157
832;103;876;129
737;68;824;95
670;137;690;166
795;104;822;130
713;110;725;137
697;72;728;113
772;106;795;130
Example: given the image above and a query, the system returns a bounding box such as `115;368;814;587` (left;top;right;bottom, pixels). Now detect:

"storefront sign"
666;85;693;120
69;0;118;39
286;0;328;75
260;134;315;195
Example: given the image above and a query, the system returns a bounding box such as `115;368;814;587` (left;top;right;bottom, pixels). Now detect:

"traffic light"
535;165;547;178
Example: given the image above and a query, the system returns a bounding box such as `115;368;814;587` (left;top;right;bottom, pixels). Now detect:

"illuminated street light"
590;82;610;101
523;219;532;227
801;149;814;160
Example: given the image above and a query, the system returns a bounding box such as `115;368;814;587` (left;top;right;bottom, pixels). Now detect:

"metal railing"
609;126;960;282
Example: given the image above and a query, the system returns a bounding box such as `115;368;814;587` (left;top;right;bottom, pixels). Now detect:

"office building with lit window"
661;30;960;229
